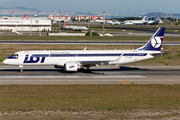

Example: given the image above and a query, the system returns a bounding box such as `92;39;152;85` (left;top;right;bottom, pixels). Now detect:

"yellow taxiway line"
120;80;134;85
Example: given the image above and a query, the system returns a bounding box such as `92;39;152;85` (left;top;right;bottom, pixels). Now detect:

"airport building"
48;15;71;21
0;17;51;31
72;15;104;21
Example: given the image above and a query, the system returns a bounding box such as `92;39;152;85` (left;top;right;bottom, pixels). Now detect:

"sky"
1;0;180;14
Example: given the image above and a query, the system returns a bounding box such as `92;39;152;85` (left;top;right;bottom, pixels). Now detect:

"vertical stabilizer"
63;21;67;26
93;16;97;20
25;14;29;19
142;16;147;20
137;27;166;51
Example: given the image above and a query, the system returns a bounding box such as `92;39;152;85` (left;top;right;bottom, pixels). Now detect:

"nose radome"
3;59;10;64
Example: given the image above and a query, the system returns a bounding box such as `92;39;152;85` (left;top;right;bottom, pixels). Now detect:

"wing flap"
80;61;110;67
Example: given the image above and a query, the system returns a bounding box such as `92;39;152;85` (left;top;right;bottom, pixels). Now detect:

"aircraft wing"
80;61;110;67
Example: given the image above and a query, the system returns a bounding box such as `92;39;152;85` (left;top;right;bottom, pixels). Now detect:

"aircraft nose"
3;59;10;64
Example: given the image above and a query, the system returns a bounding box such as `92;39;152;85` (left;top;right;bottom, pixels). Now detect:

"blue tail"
137;27;166;51
154;16;160;23
145;16;149;21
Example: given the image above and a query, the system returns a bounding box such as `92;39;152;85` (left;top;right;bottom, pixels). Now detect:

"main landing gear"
78;68;91;73
85;67;91;73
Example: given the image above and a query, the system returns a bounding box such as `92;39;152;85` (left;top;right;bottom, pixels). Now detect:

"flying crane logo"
151;37;163;48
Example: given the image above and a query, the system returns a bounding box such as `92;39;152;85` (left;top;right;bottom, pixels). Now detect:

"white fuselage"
123;20;147;25
111;20;121;25
3;50;159;67
63;26;88;30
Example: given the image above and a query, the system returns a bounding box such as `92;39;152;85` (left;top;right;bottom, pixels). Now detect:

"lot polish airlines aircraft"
63;21;88;30
3;28;166;72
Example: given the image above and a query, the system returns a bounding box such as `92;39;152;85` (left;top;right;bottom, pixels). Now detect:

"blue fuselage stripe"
7;56;18;59
7;53;148;60
49;53;147;57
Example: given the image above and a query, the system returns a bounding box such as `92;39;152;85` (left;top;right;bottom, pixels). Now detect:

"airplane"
146;17;160;25
122;16;149;25
111;20;121;25
63;21;88;30
99;33;113;36
105;18;112;24
3;27;166;72
93;16;106;23
105;19;121;25
12;30;21;35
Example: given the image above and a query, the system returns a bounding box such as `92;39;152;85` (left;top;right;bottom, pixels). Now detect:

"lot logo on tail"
151;37;162;48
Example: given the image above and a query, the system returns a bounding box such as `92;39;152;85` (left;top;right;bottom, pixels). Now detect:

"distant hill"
144;12;180;17
0;7;7;9
12;7;40;12
0;6;40;12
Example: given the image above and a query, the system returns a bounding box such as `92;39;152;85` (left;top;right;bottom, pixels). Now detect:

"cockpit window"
11;54;18;57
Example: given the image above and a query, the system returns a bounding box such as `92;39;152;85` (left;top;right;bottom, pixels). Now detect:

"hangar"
0;17;51;31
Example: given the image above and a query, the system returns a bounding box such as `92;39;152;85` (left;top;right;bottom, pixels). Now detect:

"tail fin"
137;27;166;51
93;16;97;20
25;14;29;19
145;16;149;21
63;21;67;26
105;18;108;22
50;15;53;20
155;16;160;22
142;16;147;20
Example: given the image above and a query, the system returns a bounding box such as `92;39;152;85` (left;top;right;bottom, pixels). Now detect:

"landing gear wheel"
20;69;23;73
86;69;91;73
78;68;85;72
19;65;23;73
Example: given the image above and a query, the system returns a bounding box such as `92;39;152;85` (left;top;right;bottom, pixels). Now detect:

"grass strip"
0;35;180;41
0;84;180;112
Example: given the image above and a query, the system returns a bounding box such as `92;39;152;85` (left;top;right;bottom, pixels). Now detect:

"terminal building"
0;17;51;31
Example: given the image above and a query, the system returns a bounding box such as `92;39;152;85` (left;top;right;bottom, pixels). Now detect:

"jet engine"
64;61;81;72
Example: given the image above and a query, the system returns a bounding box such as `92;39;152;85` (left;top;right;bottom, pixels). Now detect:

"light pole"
59;11;61;33
88;12;90;32
21;9;23;35
103;11;105;36
30;9;32;36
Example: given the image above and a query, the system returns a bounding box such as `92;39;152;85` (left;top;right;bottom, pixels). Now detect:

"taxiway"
0;65;179;85
0;40;180;45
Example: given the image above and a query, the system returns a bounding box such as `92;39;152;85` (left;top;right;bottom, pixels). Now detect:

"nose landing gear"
19;65;23;73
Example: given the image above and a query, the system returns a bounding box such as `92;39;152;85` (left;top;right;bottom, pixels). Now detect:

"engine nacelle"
64;61;80;72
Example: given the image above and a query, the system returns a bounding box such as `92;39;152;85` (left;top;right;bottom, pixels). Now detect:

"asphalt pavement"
0;65;179;85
